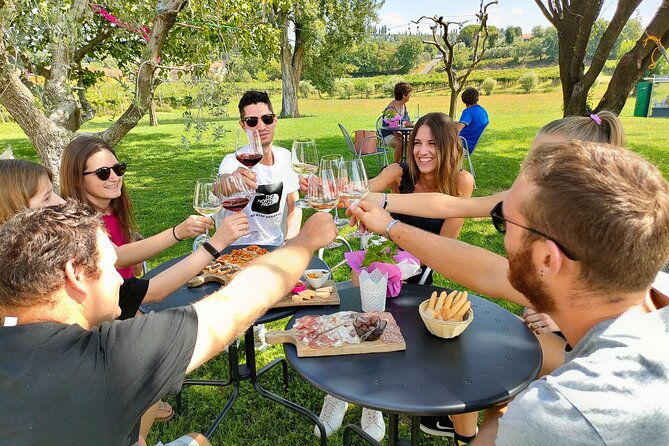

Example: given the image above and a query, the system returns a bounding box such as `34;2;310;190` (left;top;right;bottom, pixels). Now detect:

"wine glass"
307;169;339;213
235;128;264;169
320;154;348;229
193;178;223;247
217;171;255;213
339;159;370;239
291;139;319;208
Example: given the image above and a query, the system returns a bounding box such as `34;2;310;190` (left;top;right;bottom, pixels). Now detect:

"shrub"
299;80;317;99
482;78;497;95
381;76;405;97
519;71;539;94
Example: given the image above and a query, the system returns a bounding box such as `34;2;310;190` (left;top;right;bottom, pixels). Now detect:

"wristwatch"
202;241;220;260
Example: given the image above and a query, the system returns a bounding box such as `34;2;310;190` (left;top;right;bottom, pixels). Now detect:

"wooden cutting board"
272;280;340;308
188;275;340;309
265;327;406;357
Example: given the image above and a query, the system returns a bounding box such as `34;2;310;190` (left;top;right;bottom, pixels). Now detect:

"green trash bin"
634;81;652;117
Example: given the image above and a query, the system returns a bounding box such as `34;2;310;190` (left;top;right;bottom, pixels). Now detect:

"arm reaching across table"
362;190;508;220
349;200;530;308
188;212;337;372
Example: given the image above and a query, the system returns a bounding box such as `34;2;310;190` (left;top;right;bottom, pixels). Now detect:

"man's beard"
507;239;556;314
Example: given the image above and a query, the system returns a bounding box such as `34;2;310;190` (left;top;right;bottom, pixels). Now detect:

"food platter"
265;311;406;357
188;244;339;308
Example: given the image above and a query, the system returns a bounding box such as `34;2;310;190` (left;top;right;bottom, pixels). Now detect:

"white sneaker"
253;324;268;351
314;395;348;438
361;408;385;442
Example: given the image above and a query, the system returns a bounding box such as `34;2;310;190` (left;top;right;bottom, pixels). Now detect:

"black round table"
282;283;542;445
380;125;413;162
140;245;331;444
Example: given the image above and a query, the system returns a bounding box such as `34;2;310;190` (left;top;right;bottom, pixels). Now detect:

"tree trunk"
597;2;669;114
149;101;158;126
448;87;459;118
279;18;303;118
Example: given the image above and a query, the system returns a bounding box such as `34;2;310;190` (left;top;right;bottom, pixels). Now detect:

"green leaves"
361;236;399;268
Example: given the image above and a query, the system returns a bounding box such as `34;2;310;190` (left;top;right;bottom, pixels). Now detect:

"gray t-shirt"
497;304;669;446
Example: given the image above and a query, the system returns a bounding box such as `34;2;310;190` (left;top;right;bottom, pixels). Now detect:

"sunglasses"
242;114;275;127
490;201;579;261
83;163;127;181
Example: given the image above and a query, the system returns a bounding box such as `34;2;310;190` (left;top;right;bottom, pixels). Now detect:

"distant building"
521;33;534;41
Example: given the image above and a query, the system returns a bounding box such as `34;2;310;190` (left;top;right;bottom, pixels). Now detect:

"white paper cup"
360;269;388;312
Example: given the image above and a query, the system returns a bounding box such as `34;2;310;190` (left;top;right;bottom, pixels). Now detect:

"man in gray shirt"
351;139;669;445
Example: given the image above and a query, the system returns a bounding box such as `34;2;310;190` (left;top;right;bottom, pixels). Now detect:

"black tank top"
389;163;446;235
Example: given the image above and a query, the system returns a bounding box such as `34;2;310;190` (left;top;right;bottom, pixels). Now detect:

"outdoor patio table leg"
257;357;289;388
244;326;327;446
388;413;400;446
203;343;242;438
410;416;420;446
343;423;383;446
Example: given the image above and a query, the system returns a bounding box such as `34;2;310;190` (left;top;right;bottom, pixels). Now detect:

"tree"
417;0;498;117
535;0;669;116
272;0;381;118
0;0;277;184
396;36;424;73
505;26;522;44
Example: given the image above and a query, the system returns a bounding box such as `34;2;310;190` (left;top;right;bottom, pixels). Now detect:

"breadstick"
451;291;466;309
450;294;469;317
427;291;438;311
452;300;471;321
435;291;448;311
441;304;453;321
443;290;458;312
433;310;442;320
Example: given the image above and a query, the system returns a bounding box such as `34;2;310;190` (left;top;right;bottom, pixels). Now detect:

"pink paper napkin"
345;250;420;298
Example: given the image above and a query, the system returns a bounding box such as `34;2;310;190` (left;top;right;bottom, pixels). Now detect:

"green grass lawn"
1;90;668;445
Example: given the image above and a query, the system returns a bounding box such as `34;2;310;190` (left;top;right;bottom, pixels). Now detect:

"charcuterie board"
265;328;406;357
265;311;406;357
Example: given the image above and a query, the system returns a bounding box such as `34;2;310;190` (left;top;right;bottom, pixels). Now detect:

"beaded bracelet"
385;219;400;241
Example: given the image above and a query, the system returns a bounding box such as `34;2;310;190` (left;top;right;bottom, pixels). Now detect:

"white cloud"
380;12;407;27
511;8;524;15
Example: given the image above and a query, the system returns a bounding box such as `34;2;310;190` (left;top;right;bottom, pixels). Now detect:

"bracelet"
381;192;388;209
385;219;400;241
172;225;184;242
202;241;220;260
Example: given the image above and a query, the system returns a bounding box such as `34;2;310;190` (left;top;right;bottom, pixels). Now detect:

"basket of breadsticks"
419;290;473;339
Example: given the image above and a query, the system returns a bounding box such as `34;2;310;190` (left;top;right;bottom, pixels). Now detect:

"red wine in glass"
221;196;251;212
236;153;263;168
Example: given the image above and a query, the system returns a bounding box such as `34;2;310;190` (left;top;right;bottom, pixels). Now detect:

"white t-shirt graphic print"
217;146;299;246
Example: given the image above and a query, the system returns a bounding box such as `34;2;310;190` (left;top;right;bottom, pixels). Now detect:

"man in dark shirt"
0;201;336;446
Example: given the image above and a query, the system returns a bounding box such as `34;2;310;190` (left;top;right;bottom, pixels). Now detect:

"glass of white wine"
291;139;319;208
193;178;222;247
307;169;338;213
339;159;369;239
320;154;348;229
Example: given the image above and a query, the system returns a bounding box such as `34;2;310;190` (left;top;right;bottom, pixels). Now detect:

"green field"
1;90;668;445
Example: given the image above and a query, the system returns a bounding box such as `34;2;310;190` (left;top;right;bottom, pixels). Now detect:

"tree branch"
534;0;556;24
73;27;115;64
99;0;189;146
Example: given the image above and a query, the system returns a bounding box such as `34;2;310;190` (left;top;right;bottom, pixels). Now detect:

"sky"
377;0;663;35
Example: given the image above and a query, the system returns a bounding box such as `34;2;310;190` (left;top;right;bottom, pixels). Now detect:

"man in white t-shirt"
217;91;301;246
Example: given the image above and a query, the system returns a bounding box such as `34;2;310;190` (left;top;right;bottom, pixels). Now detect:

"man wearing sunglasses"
350;140;669;445
217;90;301;247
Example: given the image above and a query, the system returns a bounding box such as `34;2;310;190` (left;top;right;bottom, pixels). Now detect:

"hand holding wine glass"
235;128;264;169
193;178;223;246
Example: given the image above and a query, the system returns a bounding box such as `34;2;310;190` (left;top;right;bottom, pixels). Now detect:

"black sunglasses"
242;114;275;127
83;162;127;181
490;201;579;261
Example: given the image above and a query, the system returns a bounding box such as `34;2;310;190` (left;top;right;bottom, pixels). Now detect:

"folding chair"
339;123;389;167
459;136;476;188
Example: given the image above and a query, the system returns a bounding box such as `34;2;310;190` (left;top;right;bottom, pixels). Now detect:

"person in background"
457;87;489;154
0;201;337;446
380;82;413;164
351;139;669;445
